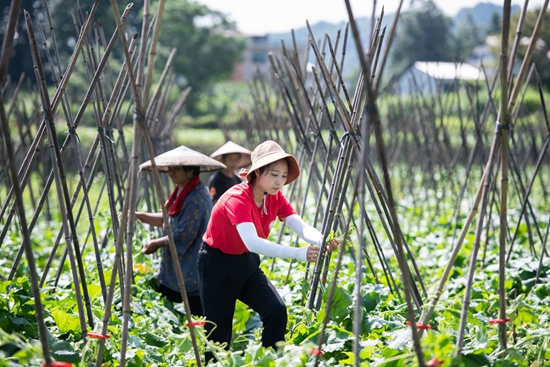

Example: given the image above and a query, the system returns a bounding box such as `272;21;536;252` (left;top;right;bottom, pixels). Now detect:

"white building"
394;61;485;95
230;34;308;82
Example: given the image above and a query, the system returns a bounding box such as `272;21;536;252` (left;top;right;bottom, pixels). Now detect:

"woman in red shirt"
198;140;338;361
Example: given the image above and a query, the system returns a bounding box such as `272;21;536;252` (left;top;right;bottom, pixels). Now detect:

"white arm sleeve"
284;214;324;246
236;222;308;261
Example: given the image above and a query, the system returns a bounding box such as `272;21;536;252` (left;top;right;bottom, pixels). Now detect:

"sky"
196;0;546;34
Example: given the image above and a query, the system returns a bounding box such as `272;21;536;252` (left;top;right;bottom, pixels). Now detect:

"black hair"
184;166;200;176
248;164;269;185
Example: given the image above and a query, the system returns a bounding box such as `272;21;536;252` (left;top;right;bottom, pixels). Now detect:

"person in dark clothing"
208;141;252;204
198;140;339;362
136;145;226;316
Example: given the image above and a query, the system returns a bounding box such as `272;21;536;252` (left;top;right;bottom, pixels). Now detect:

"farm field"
1;162;549;366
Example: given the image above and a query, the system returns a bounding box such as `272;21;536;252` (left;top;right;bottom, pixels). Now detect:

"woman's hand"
142;239;163;254
325;239;339;252
306;246;320;262
306;239;339;262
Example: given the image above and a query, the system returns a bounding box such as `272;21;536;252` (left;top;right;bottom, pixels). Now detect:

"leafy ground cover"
1;168;549;366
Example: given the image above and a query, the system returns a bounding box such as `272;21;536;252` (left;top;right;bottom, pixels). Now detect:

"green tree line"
2;0;549;116
0;0;246;115
388;0;550;87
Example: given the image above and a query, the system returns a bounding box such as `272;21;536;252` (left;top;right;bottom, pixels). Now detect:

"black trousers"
198;244;287;356
155;283;204;317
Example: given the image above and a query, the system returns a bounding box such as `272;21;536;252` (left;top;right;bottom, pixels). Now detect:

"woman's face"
167;166;192;187
222;153;241;171
256;159;288;195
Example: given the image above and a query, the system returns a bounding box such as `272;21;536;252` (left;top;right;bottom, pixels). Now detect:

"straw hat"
238;140;300;185
139;145;226;172
209;141;252;169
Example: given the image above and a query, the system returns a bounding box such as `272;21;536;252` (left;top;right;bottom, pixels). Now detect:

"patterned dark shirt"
208;171;242;203
156;181;212;296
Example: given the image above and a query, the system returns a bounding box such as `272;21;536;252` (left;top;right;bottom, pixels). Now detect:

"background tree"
0;0;48;84
48;0;246;115
451;12;484;62
47;0;145;56
157;0;245;115
0;0;245;115
389;0;453;76
487;11;502;35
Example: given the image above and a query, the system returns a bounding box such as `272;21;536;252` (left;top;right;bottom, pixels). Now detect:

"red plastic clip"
427;358;444;367
186;320;206;327
42;362;74;367
406;321;432;330
489;318;510;325
308;348;325;356
87;331;110;340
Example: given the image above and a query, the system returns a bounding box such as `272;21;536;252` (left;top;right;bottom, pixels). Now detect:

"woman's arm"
170;197;207;254
236;222;311;261
284;214;339;252
135;212;163;227
284;214;324;245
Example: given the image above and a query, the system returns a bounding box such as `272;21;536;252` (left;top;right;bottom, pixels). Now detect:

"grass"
173;127;227;154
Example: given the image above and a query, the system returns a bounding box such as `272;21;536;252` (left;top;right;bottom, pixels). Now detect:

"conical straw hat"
140;145;226;172
209;141;252;169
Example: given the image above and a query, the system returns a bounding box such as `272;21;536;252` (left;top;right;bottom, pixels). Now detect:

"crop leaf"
362;289;382;313
139;330;166;348
50;309;81;334
327;287;352;323
458;352;492;366
324;325;352;352
50;339;80;363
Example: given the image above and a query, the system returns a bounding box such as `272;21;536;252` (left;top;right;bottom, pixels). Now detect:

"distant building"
394;61;485;95
468;35;498;77
229;34;308;82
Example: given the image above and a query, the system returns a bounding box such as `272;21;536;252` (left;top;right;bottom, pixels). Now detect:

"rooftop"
413;61;485;80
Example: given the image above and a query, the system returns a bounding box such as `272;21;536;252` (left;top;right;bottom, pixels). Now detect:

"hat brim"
210;141;252;169
239;152;300;185
140;145;226;172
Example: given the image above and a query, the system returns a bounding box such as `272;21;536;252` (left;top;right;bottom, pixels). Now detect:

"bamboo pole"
313;182;358;367
96;0;147;359
303;19;423;307
143;0;165;106
343;2;425;366
99;1;201;364
0;0;102;237
7;7;134;293
533;71;550;281
506;69;549;260
507;0;550;116
455;0;549;354
38;136;101;288
354;118;368;367
25;9;93;333
456;139;500;355
97;21;116;91
497;2;512;351
506;0;529;82
0;1;52;365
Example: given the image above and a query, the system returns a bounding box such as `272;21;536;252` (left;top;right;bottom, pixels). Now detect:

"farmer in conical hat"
208;141;252;204
198;140;339;361
136;145;225;316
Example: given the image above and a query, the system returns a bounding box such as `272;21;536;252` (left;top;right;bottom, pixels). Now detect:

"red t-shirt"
203;182;296;254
